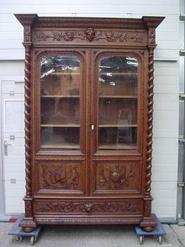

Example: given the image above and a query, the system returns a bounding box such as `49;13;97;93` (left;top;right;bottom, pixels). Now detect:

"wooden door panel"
89;49;144;196
32;49;87;155
34;160;85;195
90;49;144;156
92;160;142;195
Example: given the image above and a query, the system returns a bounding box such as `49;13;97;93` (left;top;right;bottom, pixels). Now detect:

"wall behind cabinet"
0;0;179;221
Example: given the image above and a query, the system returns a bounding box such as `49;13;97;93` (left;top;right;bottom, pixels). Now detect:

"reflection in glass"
40;55;81;149
98;56;138;150
99;127;137;149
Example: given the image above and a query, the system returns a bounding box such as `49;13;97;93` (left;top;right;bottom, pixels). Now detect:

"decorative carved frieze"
33;29;146;45
34;200;141;214
40;163;80;190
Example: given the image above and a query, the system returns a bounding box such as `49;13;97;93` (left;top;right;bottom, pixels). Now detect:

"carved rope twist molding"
145;48;154;197
24;45;32;197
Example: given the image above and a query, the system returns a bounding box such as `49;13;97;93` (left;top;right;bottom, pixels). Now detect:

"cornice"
14;14;165;30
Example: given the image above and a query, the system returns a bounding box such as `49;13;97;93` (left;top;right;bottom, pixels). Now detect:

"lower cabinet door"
34;160;86;195
91;160;142;196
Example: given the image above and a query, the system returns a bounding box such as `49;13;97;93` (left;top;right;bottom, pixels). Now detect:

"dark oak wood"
15;14;164;232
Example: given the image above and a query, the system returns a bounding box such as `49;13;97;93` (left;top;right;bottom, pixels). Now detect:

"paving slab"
0;222;185;247
170;224;185;247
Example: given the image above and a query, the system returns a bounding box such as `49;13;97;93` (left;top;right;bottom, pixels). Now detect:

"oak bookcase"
15;14;164;232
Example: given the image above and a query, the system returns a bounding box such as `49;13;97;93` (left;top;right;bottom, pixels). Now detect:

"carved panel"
24;199;32;217
39;161;82;190
32;29;147;46
148;28;156;46
34;199;143;215
95;161;140;192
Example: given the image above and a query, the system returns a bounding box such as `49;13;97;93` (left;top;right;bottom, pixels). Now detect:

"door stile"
85;48;92;197
89;49;98;196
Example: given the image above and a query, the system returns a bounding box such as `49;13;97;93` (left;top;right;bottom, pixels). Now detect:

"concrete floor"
0;222;185;247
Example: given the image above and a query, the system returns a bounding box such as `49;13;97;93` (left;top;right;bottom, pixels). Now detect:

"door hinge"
178;182;185;187
179;138;185;144
179;93;185;99
4;141;11;156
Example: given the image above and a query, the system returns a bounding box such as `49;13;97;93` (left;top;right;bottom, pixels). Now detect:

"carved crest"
85;28;95;41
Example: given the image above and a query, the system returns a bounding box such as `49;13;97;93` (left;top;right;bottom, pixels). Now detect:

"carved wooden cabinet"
15;14;164;232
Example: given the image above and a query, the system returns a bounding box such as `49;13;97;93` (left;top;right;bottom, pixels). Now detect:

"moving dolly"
135;215;166;244
8;214;41;245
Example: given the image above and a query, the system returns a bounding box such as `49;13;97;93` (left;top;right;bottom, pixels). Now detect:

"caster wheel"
16;236;22;242
30;236;35;245
158;236;163;244
139;236;144;244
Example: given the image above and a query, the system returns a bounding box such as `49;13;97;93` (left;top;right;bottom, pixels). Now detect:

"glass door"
39;54;82;150
97;55;139;150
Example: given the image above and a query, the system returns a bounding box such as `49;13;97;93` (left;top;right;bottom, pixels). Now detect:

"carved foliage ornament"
33;28;146;44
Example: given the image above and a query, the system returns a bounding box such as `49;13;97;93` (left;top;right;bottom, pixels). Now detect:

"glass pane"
98;56;138;150
40;55;81;149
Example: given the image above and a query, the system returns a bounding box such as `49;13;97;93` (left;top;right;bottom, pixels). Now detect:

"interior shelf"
41;95;137;99
99;144;137;149
41;144;80;149
51;72;80;75
99;72;137;75
41;124;80;127
41;95;80;98
99;95;137;99
99;124;137;127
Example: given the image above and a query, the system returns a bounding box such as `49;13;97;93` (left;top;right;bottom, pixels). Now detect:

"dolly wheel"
16;236;22;242
139;236;144;244
30;236;35;245
158;236;163;244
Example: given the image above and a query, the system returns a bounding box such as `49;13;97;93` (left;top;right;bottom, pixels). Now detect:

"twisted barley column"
24;45;32;198
145;47;154;197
